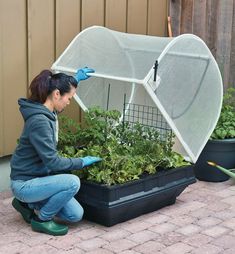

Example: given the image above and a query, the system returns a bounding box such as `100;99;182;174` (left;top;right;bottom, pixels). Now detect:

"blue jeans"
11;174;84;222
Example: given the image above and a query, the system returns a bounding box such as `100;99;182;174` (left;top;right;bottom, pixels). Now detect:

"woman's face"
54;86;76;113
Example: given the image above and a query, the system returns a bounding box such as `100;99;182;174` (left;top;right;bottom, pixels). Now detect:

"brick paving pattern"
0;179;235;253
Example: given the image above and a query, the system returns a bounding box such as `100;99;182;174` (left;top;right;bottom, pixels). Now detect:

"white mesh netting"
52;26;223;163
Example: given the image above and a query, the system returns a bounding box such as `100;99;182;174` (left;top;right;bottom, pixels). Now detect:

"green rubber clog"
12;198;35;224
31;219;68;236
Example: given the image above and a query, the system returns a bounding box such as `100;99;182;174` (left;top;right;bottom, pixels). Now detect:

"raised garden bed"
59;107;196;226
76;165;195;226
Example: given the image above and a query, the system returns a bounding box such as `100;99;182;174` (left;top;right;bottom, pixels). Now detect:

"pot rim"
209;138;235;144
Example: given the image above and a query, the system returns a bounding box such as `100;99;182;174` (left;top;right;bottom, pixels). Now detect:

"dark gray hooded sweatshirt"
10;98;83;180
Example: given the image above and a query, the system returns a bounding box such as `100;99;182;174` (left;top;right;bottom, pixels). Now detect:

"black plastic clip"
153;60;158;82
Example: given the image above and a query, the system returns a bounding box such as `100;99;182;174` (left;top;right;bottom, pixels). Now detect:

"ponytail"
28;70;78;103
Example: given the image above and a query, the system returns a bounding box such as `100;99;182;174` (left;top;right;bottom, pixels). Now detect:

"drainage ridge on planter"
75;165;196;226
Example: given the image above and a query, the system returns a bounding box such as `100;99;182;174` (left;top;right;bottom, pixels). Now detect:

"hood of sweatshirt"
18;98;56;122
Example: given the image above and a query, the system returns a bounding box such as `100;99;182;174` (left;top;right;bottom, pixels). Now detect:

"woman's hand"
74;67;95;82
81;156;102;167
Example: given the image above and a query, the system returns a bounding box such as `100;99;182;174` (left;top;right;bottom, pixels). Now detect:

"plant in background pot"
194;88;235;182
58;107;195;226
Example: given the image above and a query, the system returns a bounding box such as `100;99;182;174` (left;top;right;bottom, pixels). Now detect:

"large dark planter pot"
75;165;196;226
194;139;235;182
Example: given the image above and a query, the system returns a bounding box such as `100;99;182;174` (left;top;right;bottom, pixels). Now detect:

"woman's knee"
67;174;81;193
67;206;84;222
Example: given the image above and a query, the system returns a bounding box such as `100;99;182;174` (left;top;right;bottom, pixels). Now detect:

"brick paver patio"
0;179;235;253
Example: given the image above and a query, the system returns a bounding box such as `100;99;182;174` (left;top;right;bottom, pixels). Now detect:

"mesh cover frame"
52;26;223;163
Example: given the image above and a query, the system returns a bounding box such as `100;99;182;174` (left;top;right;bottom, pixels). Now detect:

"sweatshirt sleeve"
28;116;83;172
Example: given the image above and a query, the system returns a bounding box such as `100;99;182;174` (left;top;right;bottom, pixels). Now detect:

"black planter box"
75;165;196;226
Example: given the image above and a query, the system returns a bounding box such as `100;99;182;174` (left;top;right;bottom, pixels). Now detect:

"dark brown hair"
28;70;78;103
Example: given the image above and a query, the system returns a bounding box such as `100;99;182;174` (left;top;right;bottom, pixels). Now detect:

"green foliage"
58;115;81;150
58;107;190;185
211;88;235;139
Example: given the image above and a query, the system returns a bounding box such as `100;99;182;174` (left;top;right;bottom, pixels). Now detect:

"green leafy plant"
211;88;235;139
58;107;190;185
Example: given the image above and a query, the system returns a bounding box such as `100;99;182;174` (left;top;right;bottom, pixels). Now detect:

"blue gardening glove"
81;156;102;167
74;67;95;82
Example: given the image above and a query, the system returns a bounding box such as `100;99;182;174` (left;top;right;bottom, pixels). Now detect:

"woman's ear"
53;89;60;100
